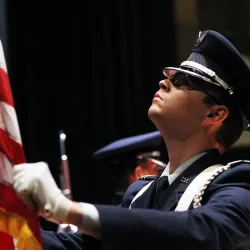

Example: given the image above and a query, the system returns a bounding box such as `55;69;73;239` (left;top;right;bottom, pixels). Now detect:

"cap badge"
195;31;208;46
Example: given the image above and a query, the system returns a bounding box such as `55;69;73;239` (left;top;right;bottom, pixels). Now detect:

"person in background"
13;30;250;250
92;130;166;205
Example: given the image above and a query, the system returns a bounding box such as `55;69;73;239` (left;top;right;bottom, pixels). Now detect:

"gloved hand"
13;162;72;224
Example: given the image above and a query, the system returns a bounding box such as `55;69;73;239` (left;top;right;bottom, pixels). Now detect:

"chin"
148;105;161;122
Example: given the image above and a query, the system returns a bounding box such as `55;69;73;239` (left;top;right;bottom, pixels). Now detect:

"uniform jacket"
42;149;250;250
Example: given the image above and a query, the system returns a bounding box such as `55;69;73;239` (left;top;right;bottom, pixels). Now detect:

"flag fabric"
0;40;42;249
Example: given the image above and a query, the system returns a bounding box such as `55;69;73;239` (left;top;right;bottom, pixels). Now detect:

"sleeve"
95;186;250;250
79;203;101;239
41;229;102;250
76;180;152;239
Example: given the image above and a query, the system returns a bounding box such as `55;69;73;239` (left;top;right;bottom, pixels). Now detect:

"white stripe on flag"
0;152;13;183
0;101;22;144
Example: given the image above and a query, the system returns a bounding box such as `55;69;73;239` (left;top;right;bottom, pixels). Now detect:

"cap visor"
163;67;221;88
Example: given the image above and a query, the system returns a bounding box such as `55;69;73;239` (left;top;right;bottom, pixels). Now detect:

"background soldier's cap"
163;30;250;130
92;131;166;168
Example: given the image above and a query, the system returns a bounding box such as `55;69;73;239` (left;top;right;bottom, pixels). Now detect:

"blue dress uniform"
42;30;250;250
97;150;250;250
41;150;250;249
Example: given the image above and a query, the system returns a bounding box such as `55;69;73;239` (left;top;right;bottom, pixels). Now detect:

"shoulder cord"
192;164;230;208
192;160;250;208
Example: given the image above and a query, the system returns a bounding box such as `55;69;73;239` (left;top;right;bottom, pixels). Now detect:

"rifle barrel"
59;130;72;200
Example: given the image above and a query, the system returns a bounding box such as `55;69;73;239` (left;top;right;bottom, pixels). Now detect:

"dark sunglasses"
167;72;220;105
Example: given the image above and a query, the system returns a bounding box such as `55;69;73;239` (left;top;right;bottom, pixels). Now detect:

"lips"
154;93;162;100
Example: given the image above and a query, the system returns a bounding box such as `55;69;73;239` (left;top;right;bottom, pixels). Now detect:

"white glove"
13;162;72;224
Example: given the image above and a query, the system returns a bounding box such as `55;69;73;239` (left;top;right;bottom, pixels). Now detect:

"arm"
96;186;250;250
13;162;250;250
63;186;250;250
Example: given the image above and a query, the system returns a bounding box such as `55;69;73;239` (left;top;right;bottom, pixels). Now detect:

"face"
148;71;209;138
128;160;164;185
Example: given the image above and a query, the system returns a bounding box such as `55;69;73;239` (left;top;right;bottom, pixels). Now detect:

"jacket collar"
153;149;222;210
131;149;221;210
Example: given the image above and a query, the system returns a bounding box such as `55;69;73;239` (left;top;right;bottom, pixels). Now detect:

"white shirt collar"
160;152;207;185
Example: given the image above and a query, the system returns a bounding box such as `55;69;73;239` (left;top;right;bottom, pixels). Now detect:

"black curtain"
0;0;9;63
6;0;175;228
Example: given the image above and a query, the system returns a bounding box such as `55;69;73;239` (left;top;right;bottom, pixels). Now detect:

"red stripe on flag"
0;68;14;107
0;232;14;250
0;128;26;165
0;182;42;247
0;42;42;249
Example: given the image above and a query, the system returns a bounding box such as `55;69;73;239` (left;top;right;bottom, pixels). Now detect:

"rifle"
59;130;72;200
57;130;78;233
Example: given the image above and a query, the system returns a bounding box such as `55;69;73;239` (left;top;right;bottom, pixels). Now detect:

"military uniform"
42;149;250;249
41;30;250;249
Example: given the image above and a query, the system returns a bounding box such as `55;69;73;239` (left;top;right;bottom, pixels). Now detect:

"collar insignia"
181;176;189;184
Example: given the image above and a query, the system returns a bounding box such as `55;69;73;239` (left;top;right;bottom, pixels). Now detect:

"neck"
161;130;219;174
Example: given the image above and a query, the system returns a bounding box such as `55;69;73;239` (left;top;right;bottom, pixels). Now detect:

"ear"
203;105;229;126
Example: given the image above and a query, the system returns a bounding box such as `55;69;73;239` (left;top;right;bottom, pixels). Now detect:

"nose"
159;79;170;92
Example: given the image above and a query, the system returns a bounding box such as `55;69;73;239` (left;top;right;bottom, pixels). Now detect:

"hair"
202;88;244;151
187;54;245;150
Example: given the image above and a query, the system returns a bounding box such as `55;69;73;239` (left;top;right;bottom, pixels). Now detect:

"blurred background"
0;0;250;229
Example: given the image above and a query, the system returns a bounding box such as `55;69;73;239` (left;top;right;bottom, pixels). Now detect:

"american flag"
0;40;42;249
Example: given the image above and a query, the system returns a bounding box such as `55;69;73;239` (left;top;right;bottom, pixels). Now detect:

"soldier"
13;30;250;249
92;131;166;205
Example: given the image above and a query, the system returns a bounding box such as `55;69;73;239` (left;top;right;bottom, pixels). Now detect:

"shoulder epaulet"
139;175;156;181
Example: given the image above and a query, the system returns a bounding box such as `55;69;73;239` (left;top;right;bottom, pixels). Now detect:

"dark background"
1;0;175;228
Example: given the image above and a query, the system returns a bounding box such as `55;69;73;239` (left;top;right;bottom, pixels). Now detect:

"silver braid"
193;165;230;208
